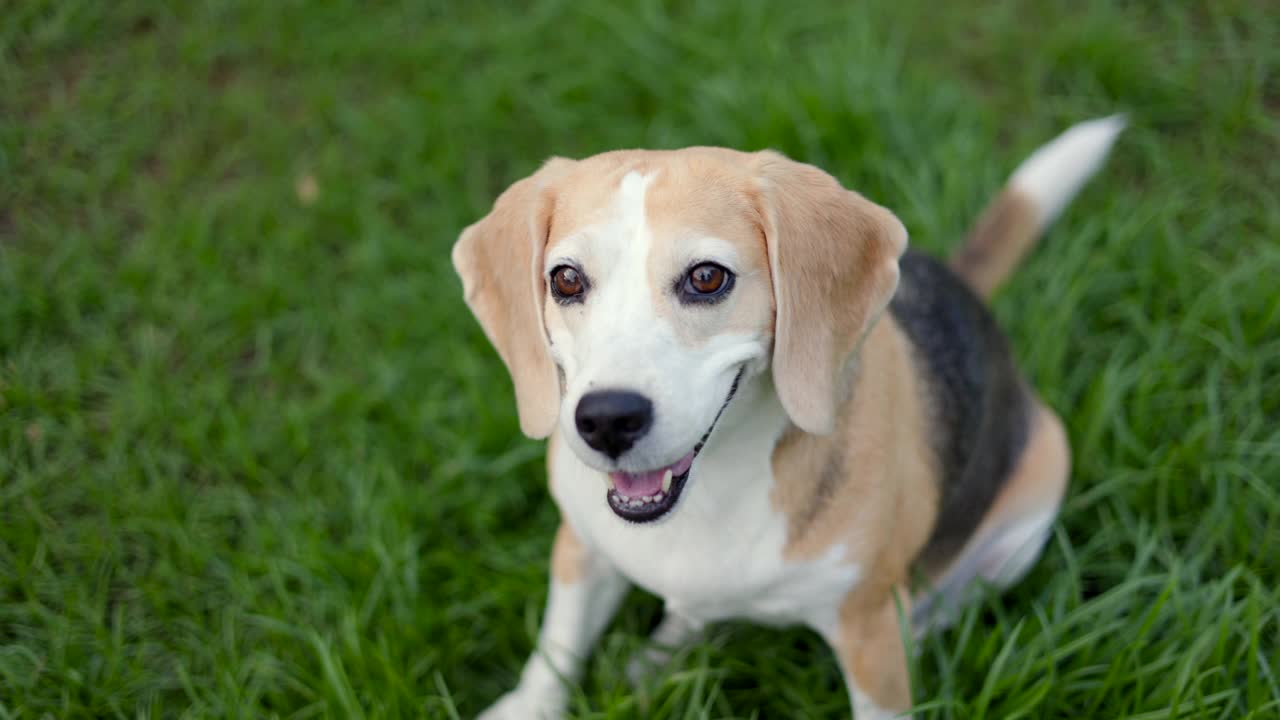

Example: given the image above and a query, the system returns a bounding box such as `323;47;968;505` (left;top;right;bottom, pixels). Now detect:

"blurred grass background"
2;0;1278;717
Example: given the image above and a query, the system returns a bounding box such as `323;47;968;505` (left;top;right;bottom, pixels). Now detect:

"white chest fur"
549;383;862;629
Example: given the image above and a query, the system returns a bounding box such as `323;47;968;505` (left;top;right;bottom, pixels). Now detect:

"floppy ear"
755;151;908;435
452;158;572;439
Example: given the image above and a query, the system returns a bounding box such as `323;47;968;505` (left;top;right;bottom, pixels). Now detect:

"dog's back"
891;249;1032;574
904;115;1125;630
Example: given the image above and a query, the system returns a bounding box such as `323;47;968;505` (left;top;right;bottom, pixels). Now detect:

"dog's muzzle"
602;369;743;523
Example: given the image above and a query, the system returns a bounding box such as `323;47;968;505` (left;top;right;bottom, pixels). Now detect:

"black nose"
575;391;654;459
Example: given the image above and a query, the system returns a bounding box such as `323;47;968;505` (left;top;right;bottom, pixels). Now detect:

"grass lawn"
3;0;1278;717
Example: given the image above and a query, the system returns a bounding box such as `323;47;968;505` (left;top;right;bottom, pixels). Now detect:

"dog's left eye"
550;265;586;302
681;262;733;302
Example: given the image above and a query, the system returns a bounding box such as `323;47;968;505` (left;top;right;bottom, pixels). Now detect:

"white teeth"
642;495;653;503
630;499;643;507
654;491;664;501
607;476;616;490
662;470;673;493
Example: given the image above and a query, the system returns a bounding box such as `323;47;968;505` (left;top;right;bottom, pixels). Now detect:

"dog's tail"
950;115;1126;300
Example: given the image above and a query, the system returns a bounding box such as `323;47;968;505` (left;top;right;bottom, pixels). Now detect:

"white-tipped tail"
1010;114;1127;228
951;115;1126;300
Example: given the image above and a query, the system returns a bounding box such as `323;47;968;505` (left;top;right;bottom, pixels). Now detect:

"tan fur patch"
835;587;913;712
966;402;1070;549
643;153;775;343
550;521;588;584
771;316;939;578
949;187;1040;300
993;404;1069;513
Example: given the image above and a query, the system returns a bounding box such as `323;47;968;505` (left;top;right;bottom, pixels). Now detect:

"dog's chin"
603;445;701;523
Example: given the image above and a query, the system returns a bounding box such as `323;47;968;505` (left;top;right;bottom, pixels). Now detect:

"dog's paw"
476;686;565;720
624;647;667;689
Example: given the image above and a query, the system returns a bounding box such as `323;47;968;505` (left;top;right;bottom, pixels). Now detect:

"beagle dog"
454;116;1124;719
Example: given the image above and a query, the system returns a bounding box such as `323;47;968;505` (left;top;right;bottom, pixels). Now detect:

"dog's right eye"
678;262;734;304
550;265;586;302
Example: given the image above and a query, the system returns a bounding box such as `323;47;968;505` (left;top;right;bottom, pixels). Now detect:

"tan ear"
452;158;572;439
755;151;908;435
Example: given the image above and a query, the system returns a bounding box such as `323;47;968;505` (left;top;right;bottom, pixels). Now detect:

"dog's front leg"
624;608;704;687
479;522;628;720
820;588;914;720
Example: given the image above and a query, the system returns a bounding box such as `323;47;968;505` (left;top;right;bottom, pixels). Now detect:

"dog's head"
453;148;906;522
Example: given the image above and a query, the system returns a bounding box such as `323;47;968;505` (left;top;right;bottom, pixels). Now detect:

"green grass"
2;0;1278;717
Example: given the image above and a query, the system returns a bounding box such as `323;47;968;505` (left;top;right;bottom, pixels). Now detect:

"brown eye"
685;263;731;297
550;265;585;300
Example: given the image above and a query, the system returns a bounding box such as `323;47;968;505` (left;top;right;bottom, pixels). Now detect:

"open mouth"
604;370;742;523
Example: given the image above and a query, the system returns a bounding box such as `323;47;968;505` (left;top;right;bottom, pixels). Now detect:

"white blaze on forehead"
607;170;658;307
582;170;665;383
545;170;656;277
544;170;670;388
616;170;656;233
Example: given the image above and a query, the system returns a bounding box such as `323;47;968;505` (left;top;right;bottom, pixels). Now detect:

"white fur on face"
543;171;770;473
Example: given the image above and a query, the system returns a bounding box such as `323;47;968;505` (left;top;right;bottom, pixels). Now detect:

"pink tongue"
609;451;696;499
611;469;664;498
